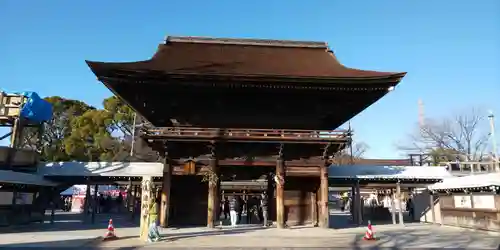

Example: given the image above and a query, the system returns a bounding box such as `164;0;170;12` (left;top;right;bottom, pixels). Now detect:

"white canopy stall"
429;172;500;192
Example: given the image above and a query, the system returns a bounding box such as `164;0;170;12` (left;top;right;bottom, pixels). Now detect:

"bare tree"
331;141;370;165
399;108;490;163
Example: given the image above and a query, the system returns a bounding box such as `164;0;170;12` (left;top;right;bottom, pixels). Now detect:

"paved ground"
0;211;138;248
93;223;500;249
0;211;499;249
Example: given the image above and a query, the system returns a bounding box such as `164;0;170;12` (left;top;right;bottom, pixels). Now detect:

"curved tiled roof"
86;36;406;81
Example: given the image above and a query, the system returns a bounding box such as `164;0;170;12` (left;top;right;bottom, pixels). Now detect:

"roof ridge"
165;36;328;49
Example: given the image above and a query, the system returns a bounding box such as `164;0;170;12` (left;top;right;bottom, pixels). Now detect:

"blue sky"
1;0;499;158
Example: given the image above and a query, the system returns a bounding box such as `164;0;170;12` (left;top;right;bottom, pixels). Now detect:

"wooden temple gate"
143;127;350;228
85;36;406;230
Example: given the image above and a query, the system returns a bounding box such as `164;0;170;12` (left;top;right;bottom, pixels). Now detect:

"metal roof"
0;170;58;186
39;162;163;177
329;165;451;180
428;172;500;190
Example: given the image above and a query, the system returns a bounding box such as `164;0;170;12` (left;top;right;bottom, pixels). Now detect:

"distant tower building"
418;99;425;128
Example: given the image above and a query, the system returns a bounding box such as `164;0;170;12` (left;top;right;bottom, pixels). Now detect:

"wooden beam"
173;158;330;167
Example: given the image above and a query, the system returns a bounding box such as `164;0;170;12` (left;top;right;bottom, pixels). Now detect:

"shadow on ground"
0;211;139;233
91;225;271;249
164;224;268;242
348;224;500;249
328;208;423;229
0;237;99;248
3;223;499;249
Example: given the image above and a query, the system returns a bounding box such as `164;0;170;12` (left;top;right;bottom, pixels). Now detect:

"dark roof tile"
87;36;406;80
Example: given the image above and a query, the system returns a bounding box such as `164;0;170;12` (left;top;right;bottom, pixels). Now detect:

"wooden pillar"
160;154;172;228
11;185;17;220
391;189;396;224
50;188;56;224
311;192;318;226
318;163;329;228
207;158;218;228
216;177;221;221
126;179;132;210
355;180;362;224
131;185;138;220
351;185;357;224
9;117;21;148
139;176;153;242
91;184;98;224
83;184;91;221
266;173;275;222
396;182;404;225
276;158;285;229
11;184;17;208
429;189;435;223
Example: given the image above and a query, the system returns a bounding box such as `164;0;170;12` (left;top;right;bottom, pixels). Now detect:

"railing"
143;127;350;142
439;161;499;175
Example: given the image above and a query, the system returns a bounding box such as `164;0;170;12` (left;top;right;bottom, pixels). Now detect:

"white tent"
60;184;121;195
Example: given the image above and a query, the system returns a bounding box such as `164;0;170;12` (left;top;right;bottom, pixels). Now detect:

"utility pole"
488;111;499;171
348;121;354;165
130;112;137;158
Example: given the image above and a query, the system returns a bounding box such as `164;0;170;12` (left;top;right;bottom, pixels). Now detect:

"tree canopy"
20;96;158;162
398;107;492;165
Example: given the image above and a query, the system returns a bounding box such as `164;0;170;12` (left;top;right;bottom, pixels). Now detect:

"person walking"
260;192;269;227
406;197;415;221
223;197;230;220
228;195;239;227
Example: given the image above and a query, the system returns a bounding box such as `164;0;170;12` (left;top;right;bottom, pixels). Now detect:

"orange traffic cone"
363;220;377;241
103;219;118;241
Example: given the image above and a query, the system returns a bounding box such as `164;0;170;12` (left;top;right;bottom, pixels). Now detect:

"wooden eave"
88;63;405;91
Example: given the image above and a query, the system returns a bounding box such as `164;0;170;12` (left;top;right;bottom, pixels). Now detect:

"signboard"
453;195;472;208
472;195;495;209
184;161;196;174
